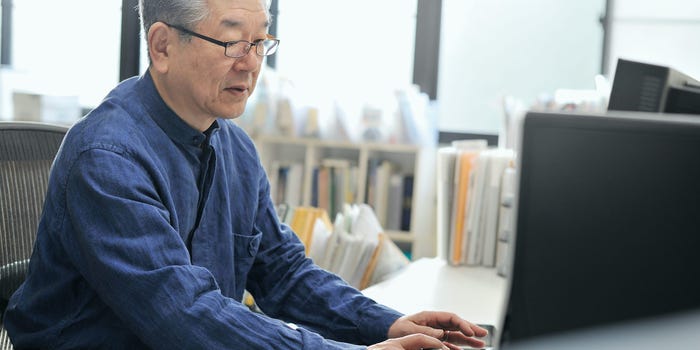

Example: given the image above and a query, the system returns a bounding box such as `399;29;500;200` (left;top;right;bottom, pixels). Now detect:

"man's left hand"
386;311;488;350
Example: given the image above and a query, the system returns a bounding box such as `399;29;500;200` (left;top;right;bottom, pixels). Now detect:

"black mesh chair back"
0;121;68;349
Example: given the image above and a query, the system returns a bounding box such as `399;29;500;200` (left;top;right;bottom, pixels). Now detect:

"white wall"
608;0;700;79
438;0;605;134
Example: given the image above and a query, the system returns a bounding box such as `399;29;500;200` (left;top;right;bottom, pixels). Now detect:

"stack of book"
288;204;409;290
269;161;304;208
437;141;516;275
311;158;359;220
269;154;416;240
364;158;414;232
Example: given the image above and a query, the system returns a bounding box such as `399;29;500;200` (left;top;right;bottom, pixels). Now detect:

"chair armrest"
0;259;30;308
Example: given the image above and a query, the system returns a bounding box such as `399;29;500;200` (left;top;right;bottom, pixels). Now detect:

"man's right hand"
367;334;448;350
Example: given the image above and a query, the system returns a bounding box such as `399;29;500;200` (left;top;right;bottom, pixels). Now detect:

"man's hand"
385;311;489;350
367;333;448;350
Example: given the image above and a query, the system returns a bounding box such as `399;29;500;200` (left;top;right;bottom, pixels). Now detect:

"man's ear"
148;22;172;74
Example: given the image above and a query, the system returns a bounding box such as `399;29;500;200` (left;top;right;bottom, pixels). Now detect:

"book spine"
400;174;414;231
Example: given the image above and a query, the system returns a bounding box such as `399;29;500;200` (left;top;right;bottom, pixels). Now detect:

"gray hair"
139;0;208;39
139;0;272;41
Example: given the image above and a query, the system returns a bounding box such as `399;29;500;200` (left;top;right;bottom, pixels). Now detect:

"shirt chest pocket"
232;228;262;296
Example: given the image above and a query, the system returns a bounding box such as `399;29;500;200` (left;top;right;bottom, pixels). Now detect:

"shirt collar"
136;71;219;147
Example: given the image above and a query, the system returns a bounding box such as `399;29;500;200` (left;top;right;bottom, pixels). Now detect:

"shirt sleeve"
243;157;403;346
62;146;369;350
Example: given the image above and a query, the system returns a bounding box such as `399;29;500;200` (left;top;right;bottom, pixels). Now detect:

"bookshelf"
254;135;434;259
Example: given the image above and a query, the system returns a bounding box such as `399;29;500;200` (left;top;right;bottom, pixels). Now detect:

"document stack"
289;204;410;290
436;141;516;275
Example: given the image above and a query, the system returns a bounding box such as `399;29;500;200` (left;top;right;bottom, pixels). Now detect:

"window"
5;1;695;133
272;0;417;121
607;0;700;79
437;0;606;134
0;0;122;121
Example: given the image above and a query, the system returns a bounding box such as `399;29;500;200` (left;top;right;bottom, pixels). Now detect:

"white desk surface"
363;259;700;349
362;258;508;326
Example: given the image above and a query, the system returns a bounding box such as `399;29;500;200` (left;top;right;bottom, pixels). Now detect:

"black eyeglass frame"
162;22;280;58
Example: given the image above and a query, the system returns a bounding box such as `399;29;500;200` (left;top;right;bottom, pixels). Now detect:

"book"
321;158;354;218
449;140;487;265
283;163;304;208
373;160;394;228
365;158;381;210
360;232;410;289
464;151;490;265
450;149;482;265
277;165;289;205
317;166;330;216
497;165;517;243
308;216;333;263
495;164;516;277
480;149;515;267
267;161;304;207
311;167;319;207
385;174;404;231
400;174;414;232
364;159;394;227
289;207;333;254
359;233;388;289
436;147;458;260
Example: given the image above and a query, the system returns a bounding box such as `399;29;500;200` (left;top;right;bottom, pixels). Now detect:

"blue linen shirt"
3;72;402;349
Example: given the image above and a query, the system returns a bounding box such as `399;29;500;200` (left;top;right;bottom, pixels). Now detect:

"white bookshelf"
254;135;436;259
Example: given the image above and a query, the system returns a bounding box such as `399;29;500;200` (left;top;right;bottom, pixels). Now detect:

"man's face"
164;0;269;125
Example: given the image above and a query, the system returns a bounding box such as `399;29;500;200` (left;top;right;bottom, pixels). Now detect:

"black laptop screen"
501;111;700;345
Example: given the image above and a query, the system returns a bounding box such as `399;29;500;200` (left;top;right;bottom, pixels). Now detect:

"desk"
363;259;700;349
362;258;508;327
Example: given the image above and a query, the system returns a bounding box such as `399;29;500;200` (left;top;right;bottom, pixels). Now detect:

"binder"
436;147;458;260
450;152;473;264
464;151;489;265
449;140;487;265
289;207;332;254
480;149;515;267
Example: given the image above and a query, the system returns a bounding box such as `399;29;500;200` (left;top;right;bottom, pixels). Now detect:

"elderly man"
3;0;487;349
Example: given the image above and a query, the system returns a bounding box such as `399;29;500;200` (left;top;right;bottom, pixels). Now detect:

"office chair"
0;121;68;350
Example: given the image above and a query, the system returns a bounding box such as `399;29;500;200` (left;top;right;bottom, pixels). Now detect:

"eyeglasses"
163;22;280;58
